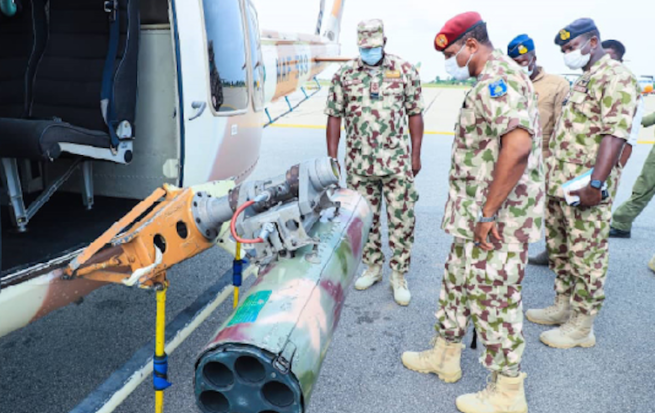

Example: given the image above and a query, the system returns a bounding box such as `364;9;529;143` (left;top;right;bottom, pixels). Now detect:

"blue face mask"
360;47;383;65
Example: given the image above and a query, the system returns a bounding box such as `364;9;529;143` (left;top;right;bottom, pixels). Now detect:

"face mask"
522;58;534;77
445;46;474;81
564;40;591;70
360;47;383;66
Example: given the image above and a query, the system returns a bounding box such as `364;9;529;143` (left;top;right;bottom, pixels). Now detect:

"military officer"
602;39;626;62
401;12;543;413
610;111;655;238
507;34;570;266
526;19;640;349
324;19;424;306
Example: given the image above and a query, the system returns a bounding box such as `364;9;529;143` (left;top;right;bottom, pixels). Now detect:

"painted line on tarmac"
266;124;655;141
268;123;327;129
426;131;455;136
267;123;455;135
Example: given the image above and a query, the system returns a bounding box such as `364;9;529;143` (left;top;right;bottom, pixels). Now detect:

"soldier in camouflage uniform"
325;19;424;306
401;12;543;413
526;19;640;350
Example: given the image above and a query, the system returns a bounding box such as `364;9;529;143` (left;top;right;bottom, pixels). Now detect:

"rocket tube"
194;189;372;413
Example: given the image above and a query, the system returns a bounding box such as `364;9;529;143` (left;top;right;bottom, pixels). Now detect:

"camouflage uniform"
437;50;544;375
324;21;423;274
546;54;639;316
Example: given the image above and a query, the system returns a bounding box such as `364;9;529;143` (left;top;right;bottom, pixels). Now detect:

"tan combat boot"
354;264;382;290
649;254;655;274
525;294;571;325
540;311;596;349
456;372;528;413
390;271;411;306
401;336;463;383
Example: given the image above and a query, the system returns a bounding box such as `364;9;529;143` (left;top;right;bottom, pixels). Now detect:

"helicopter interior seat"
0;0;139;232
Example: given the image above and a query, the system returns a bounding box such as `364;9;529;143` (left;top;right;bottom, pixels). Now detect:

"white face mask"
445;46;474;81
521;58;534;77
564;40;592;70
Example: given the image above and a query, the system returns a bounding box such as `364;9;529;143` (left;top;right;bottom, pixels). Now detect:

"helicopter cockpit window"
202;0;249;113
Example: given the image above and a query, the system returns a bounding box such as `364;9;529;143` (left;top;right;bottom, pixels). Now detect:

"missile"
194;188;372;413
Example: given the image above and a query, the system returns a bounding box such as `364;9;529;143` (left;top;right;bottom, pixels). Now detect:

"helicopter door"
246;1;264;112
169;0;250;186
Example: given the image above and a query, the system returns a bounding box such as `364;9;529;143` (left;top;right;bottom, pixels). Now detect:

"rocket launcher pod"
195;189;373;413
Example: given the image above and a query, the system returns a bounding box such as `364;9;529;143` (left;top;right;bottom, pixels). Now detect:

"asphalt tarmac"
1;89;654;413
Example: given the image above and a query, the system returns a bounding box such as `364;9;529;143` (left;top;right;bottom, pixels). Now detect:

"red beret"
434;12;484;51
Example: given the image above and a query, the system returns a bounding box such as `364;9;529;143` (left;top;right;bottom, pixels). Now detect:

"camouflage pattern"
546;197;610;315
545;55;640;316
357;19;384;48
435;238;528;376
197;189;372;406
547;54;640;201
347;170;418;273
612;139;655;232
324;53;423;177
441;50;544;244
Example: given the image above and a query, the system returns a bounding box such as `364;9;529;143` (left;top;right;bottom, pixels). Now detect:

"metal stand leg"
154;282;172;413
81;161;94;210
1;158;28;232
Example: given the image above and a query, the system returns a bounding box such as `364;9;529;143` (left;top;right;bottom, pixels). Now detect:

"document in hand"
561;169;608;206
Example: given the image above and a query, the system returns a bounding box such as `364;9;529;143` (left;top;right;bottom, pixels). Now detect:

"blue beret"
508;34;534;58
555;18;598;46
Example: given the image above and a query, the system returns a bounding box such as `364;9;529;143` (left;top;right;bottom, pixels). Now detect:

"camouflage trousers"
546;196;611;316
612;143;655;232
435;238;527;376
346;171;418;273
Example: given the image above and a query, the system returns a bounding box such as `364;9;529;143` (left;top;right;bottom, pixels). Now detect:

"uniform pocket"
455;108;478;148
382;80;404;110
344;81;365;103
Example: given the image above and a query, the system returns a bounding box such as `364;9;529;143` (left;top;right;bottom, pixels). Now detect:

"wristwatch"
478;211;497;223
590;179;604;190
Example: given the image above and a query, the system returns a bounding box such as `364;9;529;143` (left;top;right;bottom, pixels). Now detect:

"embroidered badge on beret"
435;34;448;49
560;30;571;41
518;45;528;55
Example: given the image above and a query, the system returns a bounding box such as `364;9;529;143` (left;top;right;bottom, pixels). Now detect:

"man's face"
512;53;534;69
604;47;621;62
561;34;596;54
443;38;476;65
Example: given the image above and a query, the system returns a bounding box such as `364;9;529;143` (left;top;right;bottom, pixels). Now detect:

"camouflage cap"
357;19;385;48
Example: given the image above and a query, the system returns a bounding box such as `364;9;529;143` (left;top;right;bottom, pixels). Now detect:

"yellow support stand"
233;242;241;309
154;283;171;413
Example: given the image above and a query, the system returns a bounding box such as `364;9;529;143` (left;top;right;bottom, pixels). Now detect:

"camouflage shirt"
324;54;423;177
547;54;640;200
441;50;545;244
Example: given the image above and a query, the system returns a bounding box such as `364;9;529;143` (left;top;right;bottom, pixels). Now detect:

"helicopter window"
246;3;264;111
202;0;249;113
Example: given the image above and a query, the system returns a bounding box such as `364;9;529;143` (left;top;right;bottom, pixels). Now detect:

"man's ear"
590;36;600;50
466;37;479;54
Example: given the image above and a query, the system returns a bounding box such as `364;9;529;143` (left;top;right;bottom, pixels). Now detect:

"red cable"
230;200;264;244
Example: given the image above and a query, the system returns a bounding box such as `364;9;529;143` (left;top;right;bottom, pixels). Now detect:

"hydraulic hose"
230;200;264;244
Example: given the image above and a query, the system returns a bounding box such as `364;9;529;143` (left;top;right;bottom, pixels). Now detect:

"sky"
253;0;655;82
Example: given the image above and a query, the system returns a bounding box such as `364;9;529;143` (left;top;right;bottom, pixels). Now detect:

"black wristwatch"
590;180;603;190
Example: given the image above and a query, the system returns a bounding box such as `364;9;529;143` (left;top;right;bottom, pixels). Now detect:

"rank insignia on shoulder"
385;70;401;78
489;79;508;98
